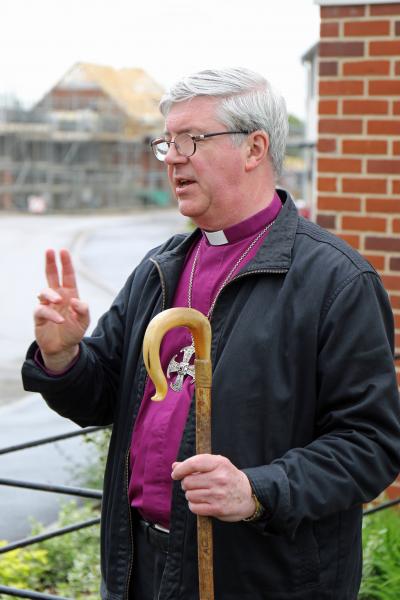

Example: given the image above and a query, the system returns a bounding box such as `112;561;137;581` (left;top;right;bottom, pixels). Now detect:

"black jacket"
22;190;400;600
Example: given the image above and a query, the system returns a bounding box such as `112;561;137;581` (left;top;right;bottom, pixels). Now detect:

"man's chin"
176;197;200;217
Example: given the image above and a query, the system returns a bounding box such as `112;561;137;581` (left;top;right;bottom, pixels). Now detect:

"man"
22;68;400;600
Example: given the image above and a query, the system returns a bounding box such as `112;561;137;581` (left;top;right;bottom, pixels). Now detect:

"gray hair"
159;67;289;177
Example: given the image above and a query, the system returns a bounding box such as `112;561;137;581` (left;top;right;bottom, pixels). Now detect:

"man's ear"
244;131;269;172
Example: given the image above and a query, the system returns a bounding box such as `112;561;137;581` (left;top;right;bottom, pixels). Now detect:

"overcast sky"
1;0;320;119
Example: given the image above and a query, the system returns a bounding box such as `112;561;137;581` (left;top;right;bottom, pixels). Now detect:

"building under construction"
0;63;169;211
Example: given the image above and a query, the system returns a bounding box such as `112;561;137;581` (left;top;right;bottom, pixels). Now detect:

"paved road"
0;208;187;541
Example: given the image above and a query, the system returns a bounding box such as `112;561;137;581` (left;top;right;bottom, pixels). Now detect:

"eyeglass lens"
174;134;195;157
153;141;169;160
153;133;195;161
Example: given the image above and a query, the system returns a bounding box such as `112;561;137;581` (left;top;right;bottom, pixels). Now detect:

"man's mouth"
175;177;196;190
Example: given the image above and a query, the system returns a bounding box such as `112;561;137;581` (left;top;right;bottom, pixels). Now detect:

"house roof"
39;62;165;131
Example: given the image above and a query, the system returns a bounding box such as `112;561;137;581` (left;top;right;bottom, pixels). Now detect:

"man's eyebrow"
163;128;197;137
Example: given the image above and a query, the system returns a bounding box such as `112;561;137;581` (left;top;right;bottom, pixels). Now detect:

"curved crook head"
142;307;211;401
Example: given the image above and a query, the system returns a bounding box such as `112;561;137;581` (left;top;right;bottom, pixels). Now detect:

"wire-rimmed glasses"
150;131;250;161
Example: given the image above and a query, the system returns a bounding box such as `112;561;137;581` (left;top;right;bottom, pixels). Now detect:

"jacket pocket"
295;520;321;588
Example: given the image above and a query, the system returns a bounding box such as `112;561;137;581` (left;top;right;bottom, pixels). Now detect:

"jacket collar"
154;188;298;273
151;189;298;306
240;187;298;273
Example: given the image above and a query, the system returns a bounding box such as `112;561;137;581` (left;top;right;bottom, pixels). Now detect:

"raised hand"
34;249;90;372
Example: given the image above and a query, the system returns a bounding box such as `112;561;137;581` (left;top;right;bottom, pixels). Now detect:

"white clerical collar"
203;229;229;246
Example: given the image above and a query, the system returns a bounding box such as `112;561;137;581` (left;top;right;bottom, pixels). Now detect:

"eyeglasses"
150;131;250;162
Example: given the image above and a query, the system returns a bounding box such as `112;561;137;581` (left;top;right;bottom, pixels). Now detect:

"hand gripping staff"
142;307;214;600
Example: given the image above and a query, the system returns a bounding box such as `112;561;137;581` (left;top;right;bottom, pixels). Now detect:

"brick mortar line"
320;94;400;98
317;112;400;119
319;56;399;60
320;35;398;41
318;134;400;139
320;15;400;23
318;93;397;97
318;173;399;178
319;215;400;221
318;133;400;137
318;75;398;80
318;71;399;79
318;210;400;218
321;16;400;22
335;152;391;158
316;190;400;195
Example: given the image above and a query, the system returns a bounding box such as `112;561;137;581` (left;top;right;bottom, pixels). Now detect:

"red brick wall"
316;2;400;500
317;3;400;363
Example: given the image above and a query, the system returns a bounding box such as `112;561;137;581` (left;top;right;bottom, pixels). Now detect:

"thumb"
171;462;181;479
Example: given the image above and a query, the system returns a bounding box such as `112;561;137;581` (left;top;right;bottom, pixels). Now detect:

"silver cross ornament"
167;344;196;392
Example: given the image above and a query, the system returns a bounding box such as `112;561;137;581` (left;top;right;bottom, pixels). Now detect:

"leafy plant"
32;501;101;598
0;542;48;592
73;427;111;489
0;425;108;600
0;501;101;599
359;507;400;600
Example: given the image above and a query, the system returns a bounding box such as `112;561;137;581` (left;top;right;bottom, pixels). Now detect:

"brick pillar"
316;4;400;361
315;1;400;500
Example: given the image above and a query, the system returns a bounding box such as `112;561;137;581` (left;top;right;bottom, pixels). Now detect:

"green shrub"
0;426;109;599
0;542;48;592
33;501;101;598
359;507;400;600
68;427;111;490
0;501;101;599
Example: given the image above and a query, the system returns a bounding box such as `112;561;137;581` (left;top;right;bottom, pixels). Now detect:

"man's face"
164;97;247;230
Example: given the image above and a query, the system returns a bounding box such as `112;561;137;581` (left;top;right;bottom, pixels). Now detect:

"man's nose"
165;143;188;165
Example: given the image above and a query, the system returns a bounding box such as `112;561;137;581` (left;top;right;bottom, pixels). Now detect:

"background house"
0;63;168;211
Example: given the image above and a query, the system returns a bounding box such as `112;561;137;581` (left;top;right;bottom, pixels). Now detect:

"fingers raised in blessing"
60;249;78;291
45;249;61;289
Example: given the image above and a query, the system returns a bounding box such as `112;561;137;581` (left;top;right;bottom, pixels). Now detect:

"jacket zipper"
209;268;288;321
124;257;167;599
124;448;134;600
150;257;167;311
124;262;285;598
151;257;169;600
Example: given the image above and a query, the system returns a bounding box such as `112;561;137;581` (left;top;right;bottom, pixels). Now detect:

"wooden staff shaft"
195;359;214;600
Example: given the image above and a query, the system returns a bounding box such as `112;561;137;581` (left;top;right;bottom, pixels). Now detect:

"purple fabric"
129;192;282;528
34;347;80;376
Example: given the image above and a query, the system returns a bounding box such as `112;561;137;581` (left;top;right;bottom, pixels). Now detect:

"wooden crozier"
142;307;214;600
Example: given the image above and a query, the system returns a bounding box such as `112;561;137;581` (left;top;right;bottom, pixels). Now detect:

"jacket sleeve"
21;269;136;428
21;234;187;429
244;271;400;536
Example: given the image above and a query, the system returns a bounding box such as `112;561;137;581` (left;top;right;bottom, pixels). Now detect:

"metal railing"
1;356;399;598
0;425;110;600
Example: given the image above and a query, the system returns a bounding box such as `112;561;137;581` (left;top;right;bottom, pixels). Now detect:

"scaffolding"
0;100;169;212
0;58;313;213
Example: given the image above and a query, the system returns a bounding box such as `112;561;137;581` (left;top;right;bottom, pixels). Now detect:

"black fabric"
22;189;400;600
136;518;169;553
130;515;169;600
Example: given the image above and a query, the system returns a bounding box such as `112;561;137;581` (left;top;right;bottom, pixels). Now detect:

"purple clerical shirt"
129;192;282;528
